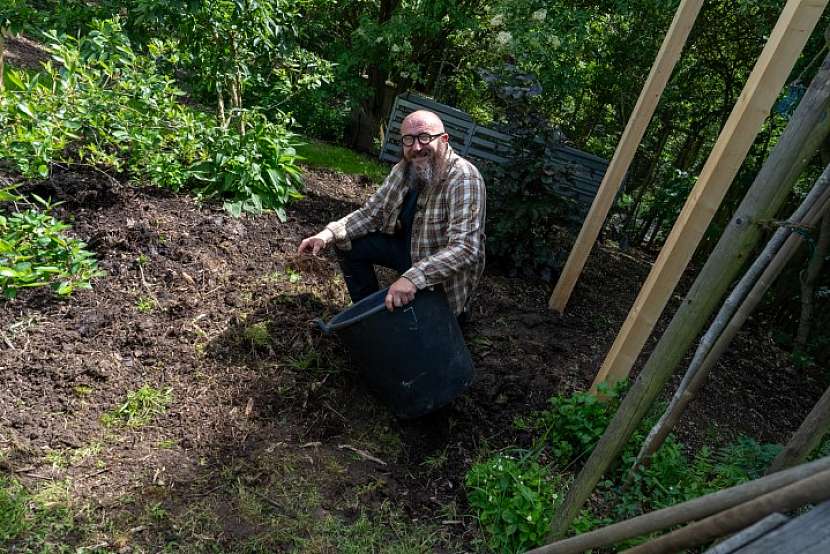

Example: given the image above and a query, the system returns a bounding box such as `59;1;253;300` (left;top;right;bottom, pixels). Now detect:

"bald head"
401;110;445;136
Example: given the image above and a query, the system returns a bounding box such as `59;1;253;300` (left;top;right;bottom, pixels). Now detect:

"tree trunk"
768;385;830;475
796;211;830;348
345;0;400;152
547;48;830;540
0;32;5;94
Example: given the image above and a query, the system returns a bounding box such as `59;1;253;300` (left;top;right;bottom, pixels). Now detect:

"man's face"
401;116;448;186
401;117;448;165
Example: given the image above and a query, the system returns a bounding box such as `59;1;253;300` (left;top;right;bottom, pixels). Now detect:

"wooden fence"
379;92;613;219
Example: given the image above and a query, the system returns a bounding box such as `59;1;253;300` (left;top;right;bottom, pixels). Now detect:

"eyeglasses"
401;132;445;147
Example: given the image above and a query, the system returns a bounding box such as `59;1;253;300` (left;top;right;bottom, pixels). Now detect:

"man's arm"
325;164;403;250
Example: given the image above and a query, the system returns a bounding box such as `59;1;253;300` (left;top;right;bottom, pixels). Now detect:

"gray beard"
406;158;436;192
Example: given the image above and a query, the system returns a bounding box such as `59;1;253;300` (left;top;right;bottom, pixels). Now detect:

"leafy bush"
0;187;103;299
516;381;626;467
191;111;304;220
478;67;577;280
465;454;560;553
0;18;304;218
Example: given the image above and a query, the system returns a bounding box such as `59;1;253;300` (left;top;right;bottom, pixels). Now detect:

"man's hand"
298;228;334;255
385;276;417;311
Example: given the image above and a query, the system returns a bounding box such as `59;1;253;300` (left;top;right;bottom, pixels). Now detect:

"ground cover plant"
0;186;103;299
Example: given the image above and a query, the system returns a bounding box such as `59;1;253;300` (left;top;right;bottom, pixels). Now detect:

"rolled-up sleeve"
325;164;403;250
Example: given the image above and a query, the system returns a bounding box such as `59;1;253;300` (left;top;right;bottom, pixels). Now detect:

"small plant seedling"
136;296;157;313
243;321;270;346
73;385;94;397
102;385;173;428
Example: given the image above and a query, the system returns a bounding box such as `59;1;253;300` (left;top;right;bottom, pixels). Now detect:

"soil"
0;164;825;552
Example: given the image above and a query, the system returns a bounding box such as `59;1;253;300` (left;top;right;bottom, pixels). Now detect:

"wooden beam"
590;0;828;391
528;456;830;554
547;0;828;539
768;384;830;474
548;0;704;314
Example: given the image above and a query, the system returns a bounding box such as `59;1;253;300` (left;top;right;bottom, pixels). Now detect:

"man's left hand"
385;277;417;311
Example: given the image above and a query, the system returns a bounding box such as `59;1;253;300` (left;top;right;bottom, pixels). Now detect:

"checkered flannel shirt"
326;145;486;315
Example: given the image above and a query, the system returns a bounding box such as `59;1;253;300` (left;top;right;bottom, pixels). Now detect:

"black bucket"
317;287;474;419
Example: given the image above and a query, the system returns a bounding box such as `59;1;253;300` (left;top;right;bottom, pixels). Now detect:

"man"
298;110;486;318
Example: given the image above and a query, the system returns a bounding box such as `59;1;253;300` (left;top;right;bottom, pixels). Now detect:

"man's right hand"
298;228;334;255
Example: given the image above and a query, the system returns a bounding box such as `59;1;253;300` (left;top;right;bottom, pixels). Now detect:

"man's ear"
441;133;449;143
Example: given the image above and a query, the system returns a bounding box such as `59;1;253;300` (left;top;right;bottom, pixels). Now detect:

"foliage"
0;187;103;299
0;19;304;218
0;19;207;187
191;111;304;219
0;476;76;550
465;453;560;553
516;381;626;467
101;384;173;428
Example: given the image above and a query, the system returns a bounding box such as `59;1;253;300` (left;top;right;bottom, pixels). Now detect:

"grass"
295;138;389;184
101;384;173;428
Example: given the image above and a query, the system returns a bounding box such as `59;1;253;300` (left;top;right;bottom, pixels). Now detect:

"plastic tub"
317;287;474;419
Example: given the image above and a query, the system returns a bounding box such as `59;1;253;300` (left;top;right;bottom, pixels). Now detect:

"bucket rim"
317;287;390;334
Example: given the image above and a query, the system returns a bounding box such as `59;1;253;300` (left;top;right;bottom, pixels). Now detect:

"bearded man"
298;110;486;319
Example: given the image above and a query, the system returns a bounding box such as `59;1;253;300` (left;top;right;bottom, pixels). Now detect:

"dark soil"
0;165;825;551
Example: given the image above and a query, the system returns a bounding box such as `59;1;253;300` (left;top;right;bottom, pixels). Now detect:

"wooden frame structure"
548;0;704;314
589;0;828;390
544;0;829;541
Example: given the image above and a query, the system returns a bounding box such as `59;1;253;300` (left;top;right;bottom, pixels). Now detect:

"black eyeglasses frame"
400;132;445;147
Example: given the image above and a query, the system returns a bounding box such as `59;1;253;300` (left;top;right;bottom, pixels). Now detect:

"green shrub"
0;18;304;218
191;111;304;220
516;381;626;467
0;188;103;299
465;454;560;553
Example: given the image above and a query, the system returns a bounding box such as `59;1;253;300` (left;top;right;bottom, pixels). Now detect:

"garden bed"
0;165;824;551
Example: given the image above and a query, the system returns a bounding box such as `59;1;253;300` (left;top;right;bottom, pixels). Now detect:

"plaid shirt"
326;145;486;315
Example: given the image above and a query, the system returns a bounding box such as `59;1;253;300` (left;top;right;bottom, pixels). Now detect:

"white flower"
490;14;504;27
496;31;512;46
532;8;547;22
551;35;561;49
391;44;400;53
375;36;384;44
526;514;533;522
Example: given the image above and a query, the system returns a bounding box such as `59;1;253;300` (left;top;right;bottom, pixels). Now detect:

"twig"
338;444;387;466
0;330;14;350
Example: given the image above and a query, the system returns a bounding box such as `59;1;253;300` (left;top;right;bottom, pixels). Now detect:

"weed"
243;321;271;346
421;448;449;471
101;385;173;428
136;295;157;313
73;385;94;397
157;439;177;449
466;453;561;553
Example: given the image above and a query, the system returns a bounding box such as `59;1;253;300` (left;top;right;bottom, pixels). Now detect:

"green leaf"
16;102;35;118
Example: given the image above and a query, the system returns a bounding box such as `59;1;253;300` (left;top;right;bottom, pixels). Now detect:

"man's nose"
411;140;423;152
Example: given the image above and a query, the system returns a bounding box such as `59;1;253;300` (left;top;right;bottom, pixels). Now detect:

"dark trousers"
336;232;412;304
336;233;470;326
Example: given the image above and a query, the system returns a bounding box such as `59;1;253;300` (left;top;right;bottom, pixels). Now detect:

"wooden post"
622;468;830;554
549;1;828;539
548;0;703;314
627;165;830;475
528;456;830;554
768;385;830;474
590;0;829;391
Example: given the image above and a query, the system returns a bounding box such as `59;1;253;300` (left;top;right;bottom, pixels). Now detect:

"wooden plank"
547;0;828;540
703;513;790;554
730;500;830;553
548;0;704;314
588;0;827;390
